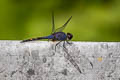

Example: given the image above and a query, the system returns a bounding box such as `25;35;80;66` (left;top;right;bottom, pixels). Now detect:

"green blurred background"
0;0;120;41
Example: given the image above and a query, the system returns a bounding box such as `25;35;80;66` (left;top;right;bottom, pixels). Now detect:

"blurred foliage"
0;0;120;41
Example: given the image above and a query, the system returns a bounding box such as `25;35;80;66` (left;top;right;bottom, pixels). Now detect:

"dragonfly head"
67;33;73;40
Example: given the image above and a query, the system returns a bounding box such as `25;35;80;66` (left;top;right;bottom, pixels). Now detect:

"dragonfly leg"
63;41;67;50
66;41;72;45
55;41;62;51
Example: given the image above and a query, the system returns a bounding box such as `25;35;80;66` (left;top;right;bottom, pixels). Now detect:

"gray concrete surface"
0;41;120;80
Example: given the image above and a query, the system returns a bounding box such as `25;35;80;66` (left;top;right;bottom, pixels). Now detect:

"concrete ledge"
0;41;120;80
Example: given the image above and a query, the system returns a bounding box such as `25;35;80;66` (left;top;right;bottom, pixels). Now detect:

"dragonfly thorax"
67;33;73;40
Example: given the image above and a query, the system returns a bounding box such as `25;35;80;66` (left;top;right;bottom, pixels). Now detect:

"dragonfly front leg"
66;41;72;45
55;41;62;51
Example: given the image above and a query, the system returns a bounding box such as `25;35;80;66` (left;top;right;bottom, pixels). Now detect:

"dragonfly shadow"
49;42;82;74
66;43;93;74
51;42;94;74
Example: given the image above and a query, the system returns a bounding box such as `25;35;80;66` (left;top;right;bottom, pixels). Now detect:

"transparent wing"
55;16;72;32
51;12;55;34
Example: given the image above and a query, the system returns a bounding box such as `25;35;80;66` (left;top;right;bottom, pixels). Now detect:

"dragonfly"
21;12;73;50
20;13;83;74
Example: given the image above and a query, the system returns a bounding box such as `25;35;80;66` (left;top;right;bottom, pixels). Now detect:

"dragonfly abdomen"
21;35;54;43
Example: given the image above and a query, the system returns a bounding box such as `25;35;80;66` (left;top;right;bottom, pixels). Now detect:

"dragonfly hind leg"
55;41;62;51
63;41;67;50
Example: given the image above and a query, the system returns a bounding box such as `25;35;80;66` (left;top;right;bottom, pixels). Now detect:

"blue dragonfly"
21;12;73;50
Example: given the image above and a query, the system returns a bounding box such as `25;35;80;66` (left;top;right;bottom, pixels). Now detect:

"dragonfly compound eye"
67;33;73;40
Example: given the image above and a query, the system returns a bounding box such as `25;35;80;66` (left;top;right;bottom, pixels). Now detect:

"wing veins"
55;16;72;32
51;12;55;34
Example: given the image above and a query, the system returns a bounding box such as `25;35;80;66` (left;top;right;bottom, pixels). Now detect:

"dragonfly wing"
55;16;72;32
51;12;55;34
